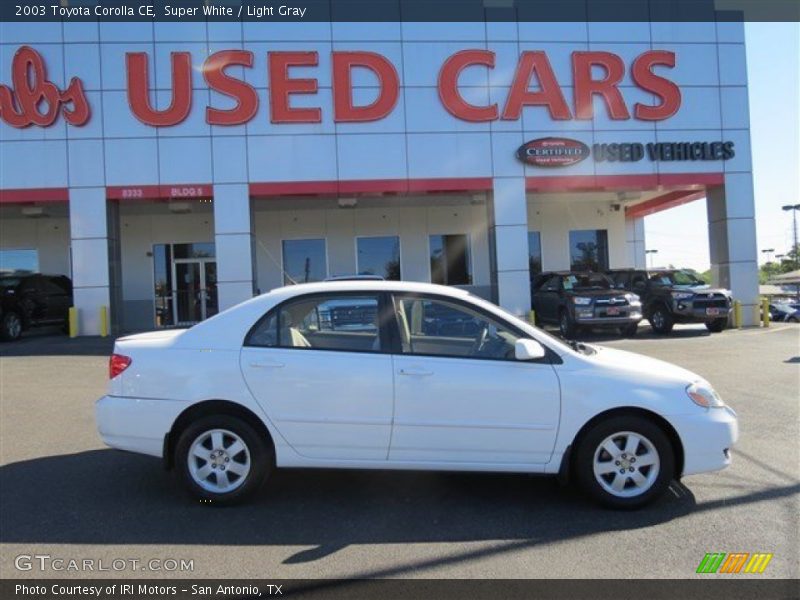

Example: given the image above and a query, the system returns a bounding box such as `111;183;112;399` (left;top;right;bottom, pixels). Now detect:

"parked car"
95;280;738;509
531;271;642;338
607;269;731;334
769;303;800;323
0;273;72;341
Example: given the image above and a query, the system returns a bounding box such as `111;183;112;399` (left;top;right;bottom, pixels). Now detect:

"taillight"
109;353;132;379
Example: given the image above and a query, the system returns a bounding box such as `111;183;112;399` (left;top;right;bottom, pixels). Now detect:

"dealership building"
0;18;759;334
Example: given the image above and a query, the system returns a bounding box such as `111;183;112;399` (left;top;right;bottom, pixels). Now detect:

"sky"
644;22;800;271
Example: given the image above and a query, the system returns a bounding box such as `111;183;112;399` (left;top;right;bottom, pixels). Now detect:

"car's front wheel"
705;318;727;333
649;306;674;335
175;415;272;505
1;311;23;341
559;309;577;339
574;416;675;509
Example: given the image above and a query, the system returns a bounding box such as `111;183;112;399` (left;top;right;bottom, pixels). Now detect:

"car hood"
580;344;702;386
564;289;626;298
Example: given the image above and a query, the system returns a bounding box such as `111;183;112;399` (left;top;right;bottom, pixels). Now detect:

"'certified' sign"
516;137;590;167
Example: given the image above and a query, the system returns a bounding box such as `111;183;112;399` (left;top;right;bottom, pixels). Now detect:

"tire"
649;305;674;335
175;414;272;505
1;311;23;341
574;415;675;509
620;323;638;338
705;318;727;333
559;309;577;339
788;316;799;323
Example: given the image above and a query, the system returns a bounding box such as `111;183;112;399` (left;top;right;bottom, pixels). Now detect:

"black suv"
0;273;73;341
531;271;643;338
607;269;731;334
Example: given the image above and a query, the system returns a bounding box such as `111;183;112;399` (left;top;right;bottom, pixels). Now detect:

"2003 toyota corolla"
96;280;738;509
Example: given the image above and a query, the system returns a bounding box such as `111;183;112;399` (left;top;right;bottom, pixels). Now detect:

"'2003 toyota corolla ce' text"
96;281;738;509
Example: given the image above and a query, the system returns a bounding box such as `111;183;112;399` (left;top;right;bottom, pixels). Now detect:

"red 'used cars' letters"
0;46;681;128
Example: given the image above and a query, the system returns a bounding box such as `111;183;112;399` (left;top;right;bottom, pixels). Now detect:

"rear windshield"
562;273;613;291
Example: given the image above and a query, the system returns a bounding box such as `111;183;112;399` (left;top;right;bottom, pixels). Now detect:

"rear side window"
246;294;383;353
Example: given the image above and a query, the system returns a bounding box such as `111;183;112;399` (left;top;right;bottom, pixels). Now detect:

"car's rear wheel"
705;318;727;333
574;416;675;509
649;306;674;335
175;415;272;505
1;311;23;341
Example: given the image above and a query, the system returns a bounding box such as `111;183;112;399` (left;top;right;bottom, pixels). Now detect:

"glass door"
173;261;202;325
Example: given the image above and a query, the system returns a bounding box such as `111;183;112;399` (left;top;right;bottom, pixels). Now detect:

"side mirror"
515;338;546;361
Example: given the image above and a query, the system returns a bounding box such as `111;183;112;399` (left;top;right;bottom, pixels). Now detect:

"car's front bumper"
96;395;189;458
671;299;731;322
672;405;738;477
574;311;643;326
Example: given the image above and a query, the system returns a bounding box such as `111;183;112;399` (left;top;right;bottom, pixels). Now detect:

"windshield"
562;273;613;291
648;270;705;287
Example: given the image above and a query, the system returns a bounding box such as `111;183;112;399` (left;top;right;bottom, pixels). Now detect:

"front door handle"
399;367;433;377
249;361;285;369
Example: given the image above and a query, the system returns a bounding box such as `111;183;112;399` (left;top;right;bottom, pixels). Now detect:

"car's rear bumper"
673;406;738;477
95;395;189;458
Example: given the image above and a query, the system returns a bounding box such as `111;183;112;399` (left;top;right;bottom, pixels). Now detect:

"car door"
240;291;395;461
38;277;71;322
388;293;561;465
535;275;562;323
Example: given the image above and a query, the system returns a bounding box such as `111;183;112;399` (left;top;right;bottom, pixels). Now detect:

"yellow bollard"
528;309;536;326
761;297;770;328
732;300;742;328
68;306;78;338
99;305;108;337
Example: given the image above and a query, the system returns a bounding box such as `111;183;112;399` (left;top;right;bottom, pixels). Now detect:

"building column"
489;177;531;316
213;184;255;311
625;215;646;268
706;173;759;326
69;188;114;335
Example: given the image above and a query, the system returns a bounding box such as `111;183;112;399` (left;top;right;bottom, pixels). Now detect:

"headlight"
672;291;694;300
572;297;592;305
686;382;725;408
625;293;641;305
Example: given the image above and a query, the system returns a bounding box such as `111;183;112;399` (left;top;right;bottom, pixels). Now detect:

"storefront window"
357;236;401;280
282;239;327;284
569;229;609;272
430;234;472;285
528;231;542;280
0;249;39;273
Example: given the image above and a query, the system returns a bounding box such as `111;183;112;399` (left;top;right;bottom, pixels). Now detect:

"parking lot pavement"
0;324;798;580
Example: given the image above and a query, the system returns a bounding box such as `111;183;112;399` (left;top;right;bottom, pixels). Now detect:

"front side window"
357;236;401;280
247;294;382;353
393;295;520;360
569;229;609;272
430;234;472;285
282;239;327;285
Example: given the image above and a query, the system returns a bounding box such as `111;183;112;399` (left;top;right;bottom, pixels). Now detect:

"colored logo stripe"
744;553;773;573
697;553;726;573
719;553;749;573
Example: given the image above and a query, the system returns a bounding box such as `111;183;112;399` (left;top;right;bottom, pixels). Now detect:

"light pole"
782;204;800;270
645;249;658;269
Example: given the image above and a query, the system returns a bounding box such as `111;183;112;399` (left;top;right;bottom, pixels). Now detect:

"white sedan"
96;281;738;509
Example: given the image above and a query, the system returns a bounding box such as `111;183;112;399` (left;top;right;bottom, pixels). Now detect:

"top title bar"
1;0;799;23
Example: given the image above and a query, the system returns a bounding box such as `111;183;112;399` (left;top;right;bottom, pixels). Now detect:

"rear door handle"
249;361;285;369
399;367;433;377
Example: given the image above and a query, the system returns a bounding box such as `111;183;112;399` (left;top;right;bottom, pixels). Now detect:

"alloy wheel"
592;431;660;498
187;428;251;493
5;314;22;339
